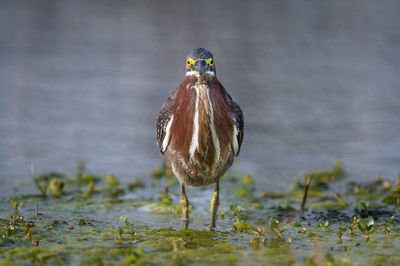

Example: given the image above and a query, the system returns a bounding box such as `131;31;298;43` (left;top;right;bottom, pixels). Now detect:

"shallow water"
1;1;400;196
0;168;399;265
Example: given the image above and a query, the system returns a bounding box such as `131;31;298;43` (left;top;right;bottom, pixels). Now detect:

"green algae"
1;162;400;265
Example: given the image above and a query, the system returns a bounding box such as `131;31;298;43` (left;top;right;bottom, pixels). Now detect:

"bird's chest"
187;84;218;162
167;81;235;185
183;84;231;179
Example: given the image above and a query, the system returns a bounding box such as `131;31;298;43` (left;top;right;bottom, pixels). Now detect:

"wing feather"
231;100;244;156
156;92;176;154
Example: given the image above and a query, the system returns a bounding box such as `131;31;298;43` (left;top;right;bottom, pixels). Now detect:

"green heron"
156;48;244;229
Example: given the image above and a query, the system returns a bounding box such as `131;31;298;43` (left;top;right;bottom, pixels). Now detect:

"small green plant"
336;226;346;243
233;218;253;231
105;174;125;197
159;187;172;205
79;219;94;226
358;218;375;241
120;216;133;226
336;230;343;242
48;178;64;198
349;215;360;236
351;215;360;225
318;220;330;228
250;227;266;248
32;171;66;197
269;217;284;239
230;205;242;219
105;174;120;188
389;215;395;224
231;205;252;231
10;199;20;212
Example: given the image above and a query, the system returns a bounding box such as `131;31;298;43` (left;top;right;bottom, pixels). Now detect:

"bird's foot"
207;223;216;231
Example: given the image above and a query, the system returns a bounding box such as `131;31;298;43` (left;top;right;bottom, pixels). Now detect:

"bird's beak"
194;60;207;77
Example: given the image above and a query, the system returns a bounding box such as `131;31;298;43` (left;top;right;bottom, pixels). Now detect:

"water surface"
1;1;400;196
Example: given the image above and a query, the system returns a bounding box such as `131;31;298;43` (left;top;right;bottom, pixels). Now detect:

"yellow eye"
206;58;214;66
186;58;195;67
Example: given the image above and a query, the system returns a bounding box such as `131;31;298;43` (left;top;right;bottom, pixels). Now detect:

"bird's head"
185;48;216;81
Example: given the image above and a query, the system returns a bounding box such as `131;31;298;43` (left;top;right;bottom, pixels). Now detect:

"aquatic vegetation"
291;160;345;193
128;178;145;191
0;161;399;265
357;218;375;241
33;171;66;197
269;217;284;240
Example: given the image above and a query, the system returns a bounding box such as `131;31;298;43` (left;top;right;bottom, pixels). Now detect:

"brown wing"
156;91;176;154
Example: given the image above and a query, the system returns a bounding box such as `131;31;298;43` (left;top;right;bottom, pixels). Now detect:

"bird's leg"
180;183;189;229
209;180;220;230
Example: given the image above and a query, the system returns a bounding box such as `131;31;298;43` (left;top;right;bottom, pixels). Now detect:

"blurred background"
1;0;399;196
